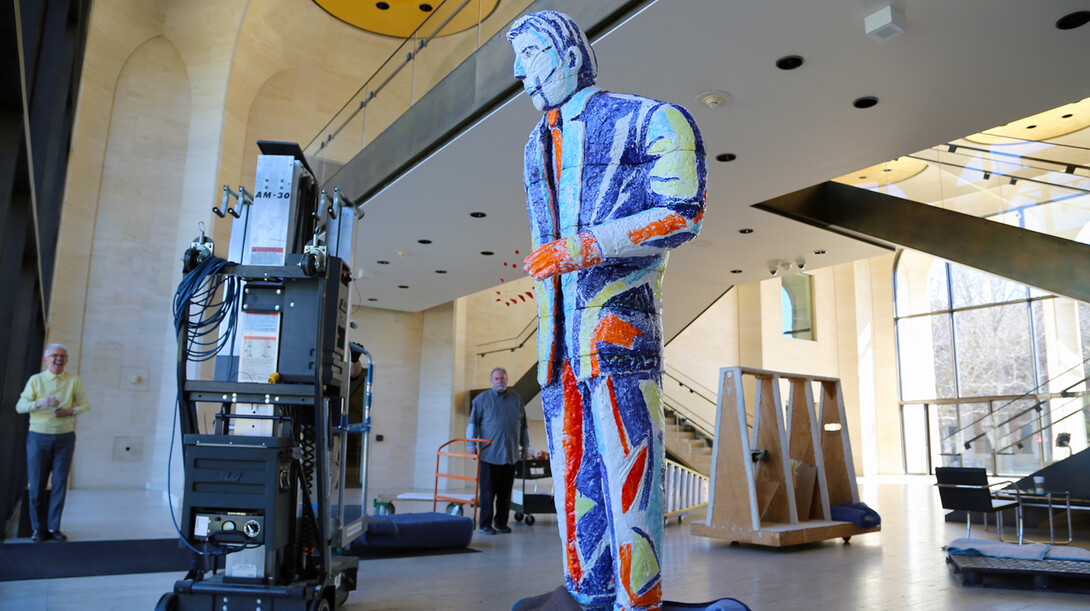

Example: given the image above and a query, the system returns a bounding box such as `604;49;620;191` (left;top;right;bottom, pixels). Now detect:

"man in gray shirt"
467;367;530;534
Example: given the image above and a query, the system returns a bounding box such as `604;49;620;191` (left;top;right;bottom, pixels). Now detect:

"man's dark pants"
27;431;76;532
478;461;516;529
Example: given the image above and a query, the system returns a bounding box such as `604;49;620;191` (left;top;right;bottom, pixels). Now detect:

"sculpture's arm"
524;104;705;280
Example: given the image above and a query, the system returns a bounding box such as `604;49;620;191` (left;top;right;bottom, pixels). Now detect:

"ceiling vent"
865;5;906;42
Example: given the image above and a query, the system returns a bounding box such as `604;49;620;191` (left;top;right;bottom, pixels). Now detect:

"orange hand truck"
434;438;491;523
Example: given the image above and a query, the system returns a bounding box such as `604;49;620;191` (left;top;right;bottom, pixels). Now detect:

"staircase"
661;368;717;476
935;354;1090;478
476;325;721;477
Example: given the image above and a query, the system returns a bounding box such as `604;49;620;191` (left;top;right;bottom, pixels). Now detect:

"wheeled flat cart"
512;458;555;526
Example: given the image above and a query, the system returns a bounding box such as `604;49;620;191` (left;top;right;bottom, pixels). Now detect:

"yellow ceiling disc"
966;98;1090;145
314;0;500;38
835;156;927;187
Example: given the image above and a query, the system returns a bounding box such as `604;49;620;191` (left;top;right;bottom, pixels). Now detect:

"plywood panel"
707;368;758;529
820;379;857;506
752;376;796;524
786;377;831;519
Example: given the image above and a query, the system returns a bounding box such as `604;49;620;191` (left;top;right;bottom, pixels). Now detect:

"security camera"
796;257;806;270
768;263;779;276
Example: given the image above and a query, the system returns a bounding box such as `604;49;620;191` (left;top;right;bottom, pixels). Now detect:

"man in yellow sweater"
16;344;89;542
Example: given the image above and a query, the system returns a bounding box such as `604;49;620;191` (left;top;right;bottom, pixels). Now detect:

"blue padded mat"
343;508;474;549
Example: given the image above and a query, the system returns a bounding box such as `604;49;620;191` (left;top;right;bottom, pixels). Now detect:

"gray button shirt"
466;388;529;465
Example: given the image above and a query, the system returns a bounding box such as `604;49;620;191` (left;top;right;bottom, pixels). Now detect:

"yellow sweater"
16;371;89;434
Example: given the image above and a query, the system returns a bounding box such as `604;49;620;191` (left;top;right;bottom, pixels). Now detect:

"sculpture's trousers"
542;360;665;611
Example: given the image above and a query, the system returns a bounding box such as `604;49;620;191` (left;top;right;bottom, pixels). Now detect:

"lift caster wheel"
524;515;536;526
445;502;464;516
514;512;524;522
155;593;178;611
374;501;395;516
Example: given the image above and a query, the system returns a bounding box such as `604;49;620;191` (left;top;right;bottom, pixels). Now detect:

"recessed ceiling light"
731;269;743;274
419;3;433;11
853;96;879;109
377;260;389;264
716;153;737;162
1063;114;1074;118
1056;11;1090;30
775;55;804;70
376;2;389;9
480;251;494;256
738;228;753;234
367;298;378;301
858;176;867;180
398;285;409;289
435;270;447;274
418;239;432;244
1026;124;1037;129
470;211;487;218
813;249;827;255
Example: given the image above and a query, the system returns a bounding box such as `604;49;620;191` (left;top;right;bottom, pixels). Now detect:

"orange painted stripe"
561;361;584;584
607;377;630;456
626;208;704;245
621;446;647;513
548;109;562;181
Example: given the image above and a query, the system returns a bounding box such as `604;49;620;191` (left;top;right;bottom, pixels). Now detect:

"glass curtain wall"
895;249;1090;476
842;98;1090;476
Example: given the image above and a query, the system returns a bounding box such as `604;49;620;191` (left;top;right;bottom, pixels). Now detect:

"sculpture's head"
507;11;597;112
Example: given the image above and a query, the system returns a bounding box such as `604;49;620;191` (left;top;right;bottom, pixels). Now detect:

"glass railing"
302;0;534;185
904;364;1090;476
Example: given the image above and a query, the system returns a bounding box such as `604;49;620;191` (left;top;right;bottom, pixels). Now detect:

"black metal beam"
754;181;1090;304
0;0;91;540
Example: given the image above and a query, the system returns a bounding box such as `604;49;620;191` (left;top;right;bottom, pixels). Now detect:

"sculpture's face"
511;29;581;111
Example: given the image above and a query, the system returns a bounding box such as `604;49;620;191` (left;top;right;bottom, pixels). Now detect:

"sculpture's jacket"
523;87;707;385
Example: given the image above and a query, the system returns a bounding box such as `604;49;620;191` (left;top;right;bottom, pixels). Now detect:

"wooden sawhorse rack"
691;367;879;546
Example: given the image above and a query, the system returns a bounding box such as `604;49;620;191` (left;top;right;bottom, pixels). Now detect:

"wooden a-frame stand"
690;366;879;546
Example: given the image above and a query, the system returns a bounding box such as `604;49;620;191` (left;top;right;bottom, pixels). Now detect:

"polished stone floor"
2;477;1088;610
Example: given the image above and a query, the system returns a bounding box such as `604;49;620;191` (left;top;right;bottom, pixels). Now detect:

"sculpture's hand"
523;233;603;280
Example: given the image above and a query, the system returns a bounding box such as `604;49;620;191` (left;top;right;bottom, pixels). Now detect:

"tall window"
894;251;1090;475
781;273;815;340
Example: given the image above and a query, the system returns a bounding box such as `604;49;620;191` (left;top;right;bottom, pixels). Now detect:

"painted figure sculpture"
508;11;707;610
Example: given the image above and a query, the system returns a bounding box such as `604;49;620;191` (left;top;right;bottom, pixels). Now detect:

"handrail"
992;396;1086;458
663;365;717;405
304;0;474;155
475;316;537;358
662;394;715;441
933;353;1090;443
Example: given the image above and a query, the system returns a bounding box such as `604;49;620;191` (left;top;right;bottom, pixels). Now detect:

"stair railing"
989;391;1090;475
472;315;538;387
940;353;1090;462
662;365;718;441
664;458;709;521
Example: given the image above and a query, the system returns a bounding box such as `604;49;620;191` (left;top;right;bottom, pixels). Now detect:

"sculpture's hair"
507;11;598;89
